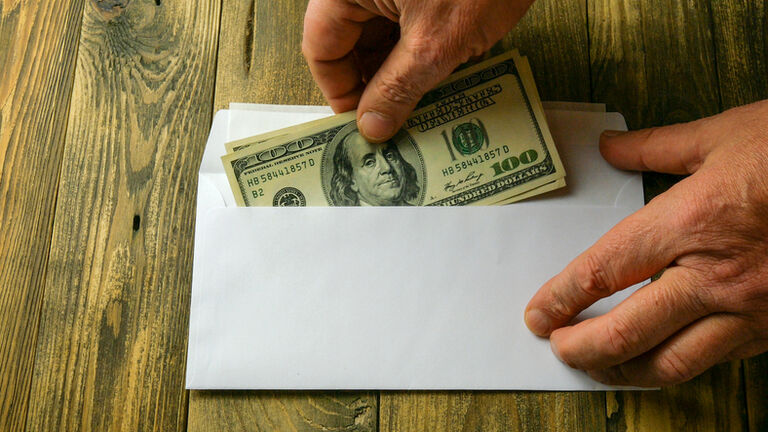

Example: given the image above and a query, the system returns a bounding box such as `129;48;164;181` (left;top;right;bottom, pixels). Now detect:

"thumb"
599;118;717;174
356;37;459;142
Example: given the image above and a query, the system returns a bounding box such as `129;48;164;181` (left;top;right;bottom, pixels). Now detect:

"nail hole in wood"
133;215;141;231
155;0;161;5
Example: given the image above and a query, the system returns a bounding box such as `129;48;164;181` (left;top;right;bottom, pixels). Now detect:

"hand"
301;0;533;142
525;100;768;387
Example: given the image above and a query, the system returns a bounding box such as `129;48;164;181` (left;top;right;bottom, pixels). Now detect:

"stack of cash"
222;51;566;207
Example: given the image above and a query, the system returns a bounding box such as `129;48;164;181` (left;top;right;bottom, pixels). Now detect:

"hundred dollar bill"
223;50;566;207
493;55;568;205
225;114;337;153
225;54;542;156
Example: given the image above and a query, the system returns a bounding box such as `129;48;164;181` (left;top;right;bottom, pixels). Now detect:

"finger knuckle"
547;288;579;323
657;272;712;316
681;256;761;313
375;71;424;105
406;36;446;67
573;254;615;300
452;28;494;60
656;348;697;384
711;256;753;282
716;277;767;317
603;318;640;359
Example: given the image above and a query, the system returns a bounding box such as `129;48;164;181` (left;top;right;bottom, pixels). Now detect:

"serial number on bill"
441;146;510;177
247;159;316;186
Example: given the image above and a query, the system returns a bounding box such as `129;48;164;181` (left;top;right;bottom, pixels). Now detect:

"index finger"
524;186;696;337
302;0;377;112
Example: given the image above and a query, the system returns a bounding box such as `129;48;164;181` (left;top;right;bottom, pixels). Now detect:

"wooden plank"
745;354;768;432
504;0;592;102
710;2;768;431
380;2;606;431
381;392;605;432
211;0;325;111
188;1;376;430
710;0;768;109
189;391;378;432
590;0;747;430
590;0;721;127
0;1;85;430
604;365;746;431
22;0;221;430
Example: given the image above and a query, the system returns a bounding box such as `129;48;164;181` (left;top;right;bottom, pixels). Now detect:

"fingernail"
359;111;395;142
524;309;551;335
602;129;625;138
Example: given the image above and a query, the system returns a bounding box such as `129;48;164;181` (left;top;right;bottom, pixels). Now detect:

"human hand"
301;0;534;142
525;100;768;387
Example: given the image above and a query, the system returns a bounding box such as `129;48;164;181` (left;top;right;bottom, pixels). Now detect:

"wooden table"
1;0;766;430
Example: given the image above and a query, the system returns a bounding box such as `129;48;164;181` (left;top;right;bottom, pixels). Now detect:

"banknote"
225;114;338;153
223;50;566;207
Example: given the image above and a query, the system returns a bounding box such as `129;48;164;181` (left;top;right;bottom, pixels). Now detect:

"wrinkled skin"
302;0;768;387
302;0;533;142
525;101;768;387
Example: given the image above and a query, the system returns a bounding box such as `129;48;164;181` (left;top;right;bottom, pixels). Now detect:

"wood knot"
93;0;129;12
91;0;129;19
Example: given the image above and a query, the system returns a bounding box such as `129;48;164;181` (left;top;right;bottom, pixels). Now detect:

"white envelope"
187;105;648;390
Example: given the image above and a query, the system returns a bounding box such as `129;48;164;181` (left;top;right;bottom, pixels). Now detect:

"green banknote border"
416;58;557;206
230;124;346;205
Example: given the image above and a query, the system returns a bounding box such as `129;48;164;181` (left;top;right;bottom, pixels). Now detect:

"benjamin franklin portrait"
321;123;426;206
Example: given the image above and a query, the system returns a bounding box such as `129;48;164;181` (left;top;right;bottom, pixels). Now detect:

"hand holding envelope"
187;104;648;390
528;101;768;387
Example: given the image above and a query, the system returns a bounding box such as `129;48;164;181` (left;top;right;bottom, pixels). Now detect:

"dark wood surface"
0;1;86;430
16;1;220;431
591;1;747;431
1;0;766;430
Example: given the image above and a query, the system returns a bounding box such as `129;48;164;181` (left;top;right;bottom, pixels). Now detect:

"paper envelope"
187;105;648;390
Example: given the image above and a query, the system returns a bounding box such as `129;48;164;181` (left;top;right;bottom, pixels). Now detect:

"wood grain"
380;2;605;431
4;0;760;430
504;0;591;102
605;366;746;432
22;0;220;430
590;0;721;128
590;0;747;430
710;0;768;110
189;391;377;432
188;1;376;431
211;0;325;111
710;2;768;431
0;1;85;430
381;392;605;432
745;353;768;432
